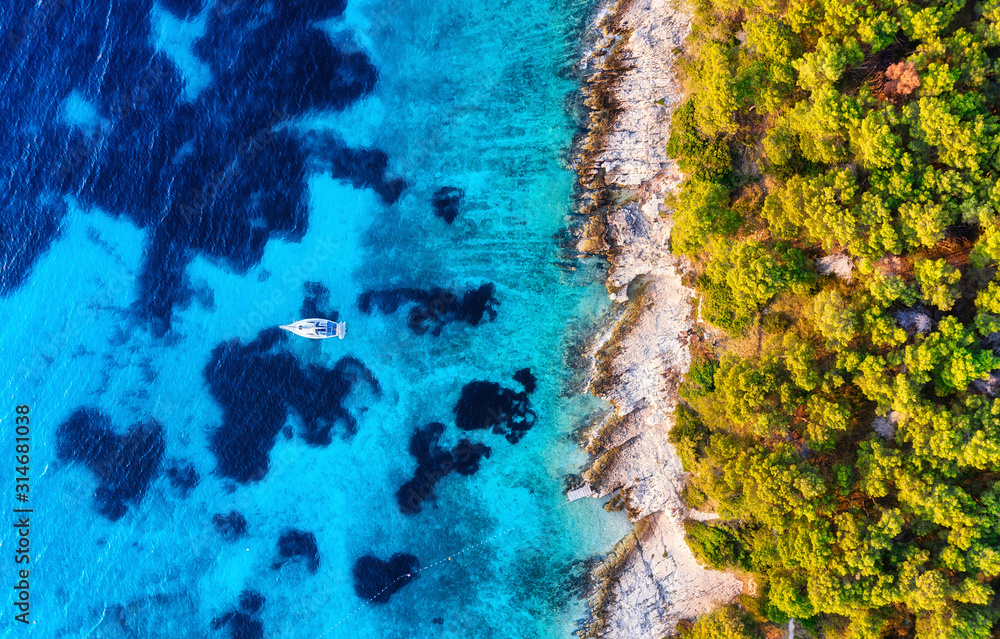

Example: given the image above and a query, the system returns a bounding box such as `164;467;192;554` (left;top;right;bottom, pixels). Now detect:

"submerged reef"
55;408;165;521
0;0;400;334
300;281;339;320
0;208;63;296
396;422;491;514
397;369;531;513
512;367;537;394
453;369;537;444
432;186;464;224
351;553;419;603
357;284;499;335
239;590;265;614
211;590;266;639
212;511;249;541
273;529;320;574
302;134;407;205
164;459;199;497
205;328;380;483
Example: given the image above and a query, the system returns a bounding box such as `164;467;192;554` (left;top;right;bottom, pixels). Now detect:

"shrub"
687;358;719;394
669;179;739;256
681;604;763;639
761;312;790;334
668;100;733;181
684;520;749;570
697;271;756;333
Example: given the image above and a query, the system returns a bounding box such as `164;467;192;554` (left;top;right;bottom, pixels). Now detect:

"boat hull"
279;318;345;340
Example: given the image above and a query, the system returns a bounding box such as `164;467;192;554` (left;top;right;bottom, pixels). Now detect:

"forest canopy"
668;0;1000;636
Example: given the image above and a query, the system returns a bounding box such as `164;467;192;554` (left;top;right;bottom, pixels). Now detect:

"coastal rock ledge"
573;0;741;636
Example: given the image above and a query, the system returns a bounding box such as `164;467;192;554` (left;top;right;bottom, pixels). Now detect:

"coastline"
571;0;742;635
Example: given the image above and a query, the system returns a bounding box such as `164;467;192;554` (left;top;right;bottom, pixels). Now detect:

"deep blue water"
0;1;629;637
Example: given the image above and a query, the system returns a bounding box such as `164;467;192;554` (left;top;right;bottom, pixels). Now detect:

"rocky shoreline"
571;0;742;636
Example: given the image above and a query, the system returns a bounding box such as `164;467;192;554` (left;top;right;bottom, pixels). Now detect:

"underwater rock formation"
396;422;491;514
513;367;537;394
212;511;249;541
451;438;492;475
304;134;408;205
239;590;265;614
351;553;419;603
55;408;165;520
300;281;339;320
205;328;380;483
273;529;320;574
164;459;199;497
0;207;63;296
432;186;463;224
453;369;537;444
211;590;266;639
357;284;498;335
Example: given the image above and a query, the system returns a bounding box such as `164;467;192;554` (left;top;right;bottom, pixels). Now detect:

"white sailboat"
279;318;346;340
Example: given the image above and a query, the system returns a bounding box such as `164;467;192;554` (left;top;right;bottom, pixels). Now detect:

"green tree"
693;42;739;136
743;16;798;112
793;36;863;91
901;316;998;396
866;271;917;308
667;99;733;180
899;200;955;250
762;170;858;248
812;289;856;349
669;0;1000;633
917;96;998;173
805;395;850;445
670;403;712;470
850;108;903;170
770;570;816;619
974;280;1000;335
969;223;1000;268
762;122;800;168
684;520;748;569
844;611;890;639
783;334;820;391
863;308;908;347
684;605;761;639
917;604;996;639
715;355;790;435
787;84;859;164
914;258;961;310
669;179;738;255
857;438;903;499
722;240;810;309
718;445;823;526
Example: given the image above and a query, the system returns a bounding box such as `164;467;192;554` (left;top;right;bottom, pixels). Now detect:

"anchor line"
320;496;580;636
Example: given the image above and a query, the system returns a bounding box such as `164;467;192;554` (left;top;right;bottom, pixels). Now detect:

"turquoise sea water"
0;1;629;637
